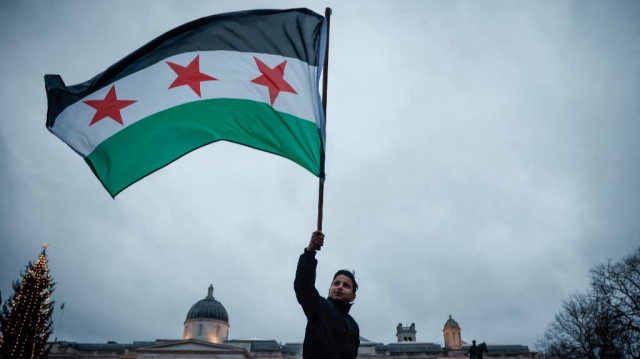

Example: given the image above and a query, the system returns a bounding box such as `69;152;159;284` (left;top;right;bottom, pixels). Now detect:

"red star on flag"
167;55;217;97
83;85;137;126
251;57;297;105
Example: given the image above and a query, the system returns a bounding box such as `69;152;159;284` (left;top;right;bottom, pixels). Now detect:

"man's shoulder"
348;313;359;330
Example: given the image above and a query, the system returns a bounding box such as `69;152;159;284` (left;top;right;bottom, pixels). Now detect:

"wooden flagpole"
317;7;332;232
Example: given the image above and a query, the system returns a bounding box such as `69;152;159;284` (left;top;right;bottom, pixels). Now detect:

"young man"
294;231;360;359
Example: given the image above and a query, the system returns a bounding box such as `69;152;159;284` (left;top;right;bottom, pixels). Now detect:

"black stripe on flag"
45;8;325;128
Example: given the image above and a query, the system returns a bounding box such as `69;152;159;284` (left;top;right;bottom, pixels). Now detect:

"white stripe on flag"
51;50;322;156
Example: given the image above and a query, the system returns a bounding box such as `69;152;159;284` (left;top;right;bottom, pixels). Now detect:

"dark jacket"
294;249;360;359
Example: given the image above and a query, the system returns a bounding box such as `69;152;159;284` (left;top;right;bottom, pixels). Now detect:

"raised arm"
294;231;325;319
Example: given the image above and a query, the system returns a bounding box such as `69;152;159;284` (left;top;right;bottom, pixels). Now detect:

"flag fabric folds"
45;8;327;197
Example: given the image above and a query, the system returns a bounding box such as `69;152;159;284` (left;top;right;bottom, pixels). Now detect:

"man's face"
328;274;356;302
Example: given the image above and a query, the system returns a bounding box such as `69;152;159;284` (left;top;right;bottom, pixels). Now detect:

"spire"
207;284;214;298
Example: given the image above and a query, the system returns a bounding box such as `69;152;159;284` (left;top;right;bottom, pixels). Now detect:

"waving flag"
45;8;327;197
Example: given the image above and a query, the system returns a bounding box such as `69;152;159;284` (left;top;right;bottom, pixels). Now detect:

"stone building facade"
48;285;539;359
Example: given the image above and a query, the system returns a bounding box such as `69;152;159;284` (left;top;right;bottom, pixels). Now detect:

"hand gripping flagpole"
317;7;331;233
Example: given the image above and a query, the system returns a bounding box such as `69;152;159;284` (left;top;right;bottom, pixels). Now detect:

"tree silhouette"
591;247;640;358
537;246;639;359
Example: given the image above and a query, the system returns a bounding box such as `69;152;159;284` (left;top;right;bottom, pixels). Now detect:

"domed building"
183;285;229;343
443;314;462;349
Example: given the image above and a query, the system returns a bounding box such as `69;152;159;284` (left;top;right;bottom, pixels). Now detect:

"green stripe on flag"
86;98;322;197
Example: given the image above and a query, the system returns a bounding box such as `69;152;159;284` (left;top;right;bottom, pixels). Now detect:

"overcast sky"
1;0;639;350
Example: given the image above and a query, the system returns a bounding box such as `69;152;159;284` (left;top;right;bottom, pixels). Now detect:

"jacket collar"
328;297;353;314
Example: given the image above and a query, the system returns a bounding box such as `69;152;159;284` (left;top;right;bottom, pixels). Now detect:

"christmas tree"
0;245;55;359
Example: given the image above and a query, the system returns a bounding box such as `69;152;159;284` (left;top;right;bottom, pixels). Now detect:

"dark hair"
333;270;358;293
